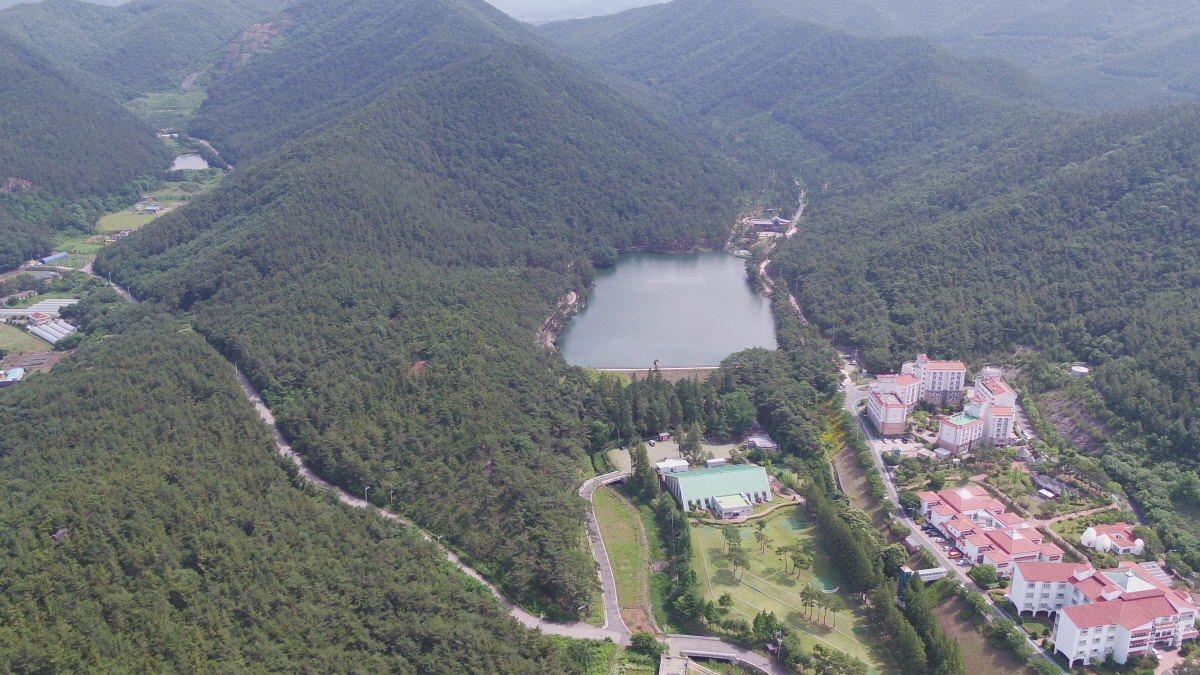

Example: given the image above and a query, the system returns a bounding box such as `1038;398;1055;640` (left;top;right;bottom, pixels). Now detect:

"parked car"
934;537;946;543
648;440;655;446
949;551;963;558
942;545;953;551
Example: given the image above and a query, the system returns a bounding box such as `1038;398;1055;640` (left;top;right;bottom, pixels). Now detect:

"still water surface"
170;154;209;171
559;252;777;368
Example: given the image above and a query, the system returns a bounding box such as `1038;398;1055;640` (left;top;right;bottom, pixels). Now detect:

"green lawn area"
0;323;51;353
690;508;884;670
593;486;647;608
97;209;167;232
124;90;208;128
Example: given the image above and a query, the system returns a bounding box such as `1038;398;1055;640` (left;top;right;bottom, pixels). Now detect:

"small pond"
170;154;209;171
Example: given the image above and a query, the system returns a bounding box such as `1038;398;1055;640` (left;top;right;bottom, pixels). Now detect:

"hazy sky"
485;0;665;24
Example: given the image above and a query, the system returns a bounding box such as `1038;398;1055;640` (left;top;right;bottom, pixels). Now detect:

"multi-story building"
902;353;966;405
867;389;907;435
866;372;922;437
918;486;1063;576
936;374;1017;454
1010;561;1198;667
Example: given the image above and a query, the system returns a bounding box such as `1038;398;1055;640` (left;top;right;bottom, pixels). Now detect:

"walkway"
666;635;788;675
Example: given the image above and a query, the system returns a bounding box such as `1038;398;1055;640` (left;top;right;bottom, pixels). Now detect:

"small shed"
658;431;670;442
746;433;778;450
705;457;726;468
656;458;689;475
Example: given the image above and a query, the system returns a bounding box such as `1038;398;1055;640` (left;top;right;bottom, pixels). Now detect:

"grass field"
97;209;167;232
593;486;648;608
690;507;884;670
933;595;1032;675
0;323;51;353
124;90;208;128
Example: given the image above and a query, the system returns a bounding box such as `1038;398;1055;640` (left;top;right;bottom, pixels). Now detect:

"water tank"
1070;365;1091;378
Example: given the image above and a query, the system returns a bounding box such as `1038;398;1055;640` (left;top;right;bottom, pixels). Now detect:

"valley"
3;0;1200;673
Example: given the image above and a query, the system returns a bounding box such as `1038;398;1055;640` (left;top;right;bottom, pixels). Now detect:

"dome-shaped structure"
1081;527;1097;548
1132;539;1145;556
1095;534;1113;552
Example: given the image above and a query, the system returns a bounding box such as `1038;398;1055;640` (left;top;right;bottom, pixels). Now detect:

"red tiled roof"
894;374;919;387
1091;523;1135;541
1063;595;1179;630
928;361;966;370
916;491;940;503
979;378;1015;396
1015;562;1093;583
931;504;958;516
998;512;1026;525
989;407;1014;416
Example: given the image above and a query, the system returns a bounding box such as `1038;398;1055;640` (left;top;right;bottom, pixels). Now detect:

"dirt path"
537;291;580;348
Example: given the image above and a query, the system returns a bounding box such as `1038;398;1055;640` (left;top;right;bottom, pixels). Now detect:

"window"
1027;593;1035;598
1042;593;1050;598
1057;593;1064;598
1093;638;1101;644
1080;629;1089;635
1107;636;1115;642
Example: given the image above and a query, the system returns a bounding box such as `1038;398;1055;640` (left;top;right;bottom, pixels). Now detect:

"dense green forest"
97;42;741;612
0;307;604;673
0;33;167;198
0;32;168;268
0;0;290;92
188;0;548;164
756;0;1200;112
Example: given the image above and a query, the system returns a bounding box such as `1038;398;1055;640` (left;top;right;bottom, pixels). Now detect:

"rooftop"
946;412;980;427
715;494;750;509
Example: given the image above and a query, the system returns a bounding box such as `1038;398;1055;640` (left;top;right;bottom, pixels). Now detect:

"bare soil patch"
934;595;1032;675
1042;390;1111;452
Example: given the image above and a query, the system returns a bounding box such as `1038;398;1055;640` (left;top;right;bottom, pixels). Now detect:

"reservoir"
559;252;777;368
170;154;209;171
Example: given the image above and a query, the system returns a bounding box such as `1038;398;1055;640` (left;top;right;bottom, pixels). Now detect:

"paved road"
579;474;633;640
234;364;630;642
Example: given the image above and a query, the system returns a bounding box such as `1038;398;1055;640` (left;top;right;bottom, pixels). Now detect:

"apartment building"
936;374;1017;454
1010;561;1198;666
867;389;907;435
902;353;966;405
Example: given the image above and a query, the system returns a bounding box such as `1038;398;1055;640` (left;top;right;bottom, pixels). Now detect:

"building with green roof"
664;464;770;517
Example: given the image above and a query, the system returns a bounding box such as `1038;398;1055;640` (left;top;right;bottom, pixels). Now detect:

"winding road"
755;189;808;325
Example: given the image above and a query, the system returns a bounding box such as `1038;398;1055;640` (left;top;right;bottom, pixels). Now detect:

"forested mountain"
486;0;662;25
97;42;741;611
542;0;1200;571
0;308;590;672
188;0;548;164
540;0;1049;170
757;0;1200;112
0;0;290;91
0;31;167;268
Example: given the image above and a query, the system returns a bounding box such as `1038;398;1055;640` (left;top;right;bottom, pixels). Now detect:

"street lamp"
364;485;370;504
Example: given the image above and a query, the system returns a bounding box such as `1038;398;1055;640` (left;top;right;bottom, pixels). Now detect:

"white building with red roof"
1010;561;1198;666
935;375;1017;453
918;486;1062;576
868;373;922;436
902;353;966;404
1081;523;1145;556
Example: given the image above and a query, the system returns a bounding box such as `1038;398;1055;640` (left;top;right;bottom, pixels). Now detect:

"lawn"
593;486;648;609
97;209;168;232
0;323;51;353
933;595;1034;675
124;89;208;128
690;508;884;670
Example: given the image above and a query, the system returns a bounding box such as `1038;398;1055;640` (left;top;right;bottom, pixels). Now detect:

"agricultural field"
689;508;883;670
0;323;51;354
97;209;168;232
124;90;208;129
